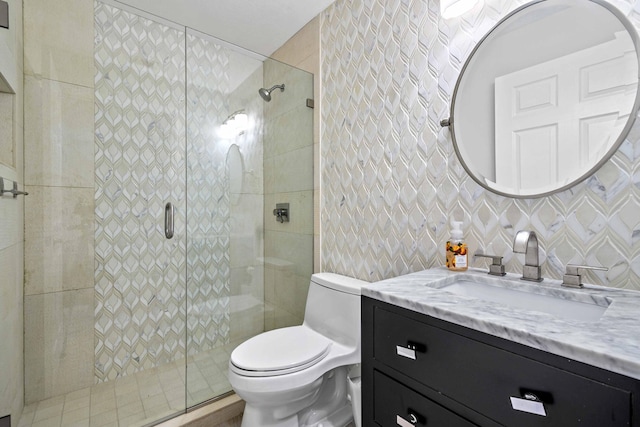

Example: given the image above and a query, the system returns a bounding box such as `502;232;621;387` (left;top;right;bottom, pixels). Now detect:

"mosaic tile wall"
320;0;640;289
185;31;232;356
94;3;267;382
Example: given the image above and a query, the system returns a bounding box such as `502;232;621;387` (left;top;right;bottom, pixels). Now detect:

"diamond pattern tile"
185;32;232;357
94;2;237;383
321;0;640;289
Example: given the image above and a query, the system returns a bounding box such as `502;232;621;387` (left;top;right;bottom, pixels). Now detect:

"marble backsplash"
320;0;640;289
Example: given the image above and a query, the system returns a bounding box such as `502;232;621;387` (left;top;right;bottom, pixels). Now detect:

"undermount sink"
440;279;609;322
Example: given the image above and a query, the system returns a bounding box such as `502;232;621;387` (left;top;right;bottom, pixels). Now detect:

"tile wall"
270;17;322;274
320;0;640;289
0;0;24;423
94;2;188;382
23;0;95;403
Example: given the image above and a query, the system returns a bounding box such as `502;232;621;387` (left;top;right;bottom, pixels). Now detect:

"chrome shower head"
258;84;285;102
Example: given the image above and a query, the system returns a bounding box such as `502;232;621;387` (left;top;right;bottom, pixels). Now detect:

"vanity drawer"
373;307;631;426
374;370;478;427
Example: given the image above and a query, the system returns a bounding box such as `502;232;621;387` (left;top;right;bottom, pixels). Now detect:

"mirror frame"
445;0;640;199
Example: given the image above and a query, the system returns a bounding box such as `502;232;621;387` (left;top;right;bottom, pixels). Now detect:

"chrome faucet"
512;230;543;282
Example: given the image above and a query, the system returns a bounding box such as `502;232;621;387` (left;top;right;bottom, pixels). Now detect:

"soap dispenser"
446;220;468;271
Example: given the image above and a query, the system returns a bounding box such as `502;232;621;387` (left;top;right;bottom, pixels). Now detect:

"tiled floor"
18;341;241;427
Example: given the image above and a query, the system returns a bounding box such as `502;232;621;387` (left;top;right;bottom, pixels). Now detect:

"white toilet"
228;272;366;427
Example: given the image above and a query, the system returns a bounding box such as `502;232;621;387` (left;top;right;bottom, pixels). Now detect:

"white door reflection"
492;31;637;195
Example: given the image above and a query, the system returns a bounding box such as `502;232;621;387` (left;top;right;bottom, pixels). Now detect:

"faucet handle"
562;264;608;288
474;252;506;276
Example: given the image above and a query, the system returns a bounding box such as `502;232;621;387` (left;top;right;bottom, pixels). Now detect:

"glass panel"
94;1;187;423
185;33;314;406
262;58;314;332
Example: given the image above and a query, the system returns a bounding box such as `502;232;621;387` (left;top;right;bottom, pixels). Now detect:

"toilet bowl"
228;272;367;427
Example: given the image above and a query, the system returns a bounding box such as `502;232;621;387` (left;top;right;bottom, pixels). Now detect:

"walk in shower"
20;1;313;425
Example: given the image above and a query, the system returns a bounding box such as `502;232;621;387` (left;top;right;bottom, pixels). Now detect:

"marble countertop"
362;267;640;380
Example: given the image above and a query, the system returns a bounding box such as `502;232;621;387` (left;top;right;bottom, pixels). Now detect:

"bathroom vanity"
362;268;640;426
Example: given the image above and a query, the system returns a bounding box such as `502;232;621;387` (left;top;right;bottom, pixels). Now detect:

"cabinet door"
374;370;478;427
374;307;631;426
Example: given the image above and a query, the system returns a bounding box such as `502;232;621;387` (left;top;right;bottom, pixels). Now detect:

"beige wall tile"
0;93;14;168
0;1;24;423
264;190;314;235
230;265;264;301
271;17;319;73
314;234;321;274
25;186;95;295
230;194;263;269
24;288;94;404
23;0;94;87
295;53;320;78
0;0;23;92
265;145;314;194
0;173;22;251
230;264;265;342
24;75;95;187
264;18;320;319
263;105;313;159
265;230;313;279
264;60;314;119
0;242;24;421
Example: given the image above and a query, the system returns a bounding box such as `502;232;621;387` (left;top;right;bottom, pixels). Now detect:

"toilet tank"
303;273;368;347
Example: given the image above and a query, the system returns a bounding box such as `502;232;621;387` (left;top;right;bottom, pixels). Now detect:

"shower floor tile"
19;342;240;427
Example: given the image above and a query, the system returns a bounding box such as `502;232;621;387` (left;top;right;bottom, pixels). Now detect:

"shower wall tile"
24;0;94;87
264;145;314;194
0;1;24;422
0;93;13;168
270;17;322;275
0;242;24;419
263;105;314;158
0;169;22;253
273;273;310;322
263;60;314;119
229;266;264;343
264;191;314;235
24;75;95;187
230;194;263;269
24;288;94;404
24;186;95;295
262;52;315;330
320;0;640;289
270;17;319;74
265;231;314;279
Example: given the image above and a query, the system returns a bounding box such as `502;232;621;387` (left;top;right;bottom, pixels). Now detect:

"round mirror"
446;0;640;198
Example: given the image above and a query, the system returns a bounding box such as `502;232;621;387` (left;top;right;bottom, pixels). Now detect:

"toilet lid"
231;326;332;375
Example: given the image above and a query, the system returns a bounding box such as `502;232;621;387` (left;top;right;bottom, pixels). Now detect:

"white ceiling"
115;0;335;56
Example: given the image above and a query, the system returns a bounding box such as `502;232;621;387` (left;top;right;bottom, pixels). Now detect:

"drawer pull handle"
510;396;547;416
396;346;416;360
397;409;426;426
396;341;427;360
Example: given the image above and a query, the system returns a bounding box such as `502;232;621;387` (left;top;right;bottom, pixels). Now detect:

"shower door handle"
165;202;174;239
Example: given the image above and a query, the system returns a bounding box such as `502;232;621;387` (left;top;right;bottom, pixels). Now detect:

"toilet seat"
230;326;332;377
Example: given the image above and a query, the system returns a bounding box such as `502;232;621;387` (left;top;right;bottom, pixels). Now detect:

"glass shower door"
184;29;315;407
94;2;188;423
184;29;268;406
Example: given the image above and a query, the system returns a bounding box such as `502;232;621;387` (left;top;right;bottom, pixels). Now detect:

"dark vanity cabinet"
362;297;640;427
